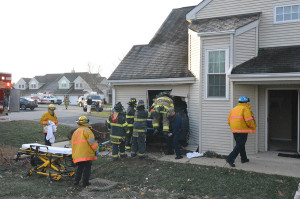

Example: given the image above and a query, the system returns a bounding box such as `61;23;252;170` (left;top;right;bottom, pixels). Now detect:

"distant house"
15;72;111;105
109;0;300;155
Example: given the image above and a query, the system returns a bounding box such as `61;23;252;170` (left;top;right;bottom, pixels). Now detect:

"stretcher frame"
16;144;75;181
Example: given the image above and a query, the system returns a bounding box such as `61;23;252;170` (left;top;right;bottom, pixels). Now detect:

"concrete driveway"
5;104;108;127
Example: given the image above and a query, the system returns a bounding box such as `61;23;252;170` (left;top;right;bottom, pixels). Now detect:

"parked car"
77;96;85;107
83;95;104;112
20;98;38;110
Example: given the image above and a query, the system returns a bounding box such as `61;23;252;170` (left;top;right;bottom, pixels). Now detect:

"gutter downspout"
229;33;234;150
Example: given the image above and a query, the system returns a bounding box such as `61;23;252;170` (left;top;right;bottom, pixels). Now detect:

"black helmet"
128;98;137;105
137;100;144;107
114;102;124;112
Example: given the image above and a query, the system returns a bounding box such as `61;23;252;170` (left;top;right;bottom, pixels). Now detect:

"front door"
268;90;298;153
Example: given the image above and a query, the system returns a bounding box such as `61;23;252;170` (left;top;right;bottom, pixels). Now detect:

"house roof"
108;6;195;81
188;12;261;33
232;45;300;74
34;74;61;83
22;78;31;83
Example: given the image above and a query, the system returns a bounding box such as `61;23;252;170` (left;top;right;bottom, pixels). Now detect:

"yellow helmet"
76;116;89;125
48;104;56;110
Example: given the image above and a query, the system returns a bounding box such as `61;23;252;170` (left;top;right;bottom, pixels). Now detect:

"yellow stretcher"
16;143;75;181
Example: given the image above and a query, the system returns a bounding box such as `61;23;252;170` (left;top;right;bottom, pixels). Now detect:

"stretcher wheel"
52;175;62;181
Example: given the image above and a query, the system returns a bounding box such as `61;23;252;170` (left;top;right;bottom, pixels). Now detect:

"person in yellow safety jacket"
107;102;129;160
125;98;136;151
40;104;58;146
226;96;256;167
71;116;99;187
152;91;174;135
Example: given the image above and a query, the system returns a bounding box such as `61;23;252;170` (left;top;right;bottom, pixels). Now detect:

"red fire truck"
0;73;12;116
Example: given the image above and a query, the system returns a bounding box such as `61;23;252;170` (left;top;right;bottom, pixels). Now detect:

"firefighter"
40;104;58;146
71;116;99;187
125;98;136;151
63;96;70;110
226;96;256;167
107;102;129;160
131;100;152;159
152;91;174;135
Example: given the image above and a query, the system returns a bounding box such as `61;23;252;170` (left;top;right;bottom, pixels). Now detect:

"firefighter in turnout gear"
40;104;58;146
226;96;256;167
71;116;99;187
107;102;129;160
125;98;136;151
152;91;174;135
131;100;152;159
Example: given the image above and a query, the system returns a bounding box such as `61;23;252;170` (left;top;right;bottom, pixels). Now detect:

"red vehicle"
0;73;12;116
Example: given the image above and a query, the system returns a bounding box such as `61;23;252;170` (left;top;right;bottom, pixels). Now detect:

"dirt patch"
79;178;118;197
0;145;18;167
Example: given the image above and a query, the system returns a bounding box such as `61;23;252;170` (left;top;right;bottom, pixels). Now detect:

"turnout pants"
125;127;133;150
75;161;92;186
112;141;126;159
131;132;146;157
152;113;169;132
44;133;51;146
226;133;248;163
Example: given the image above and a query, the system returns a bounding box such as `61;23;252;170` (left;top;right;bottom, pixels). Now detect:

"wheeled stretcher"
16;143;75;181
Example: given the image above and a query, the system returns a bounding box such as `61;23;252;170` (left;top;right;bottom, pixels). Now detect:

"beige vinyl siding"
233;84;258;154
258;86;266;152
187;34;201;151
195;0;300;48
201;36;232;155
114;84;190;111
235;27;257;66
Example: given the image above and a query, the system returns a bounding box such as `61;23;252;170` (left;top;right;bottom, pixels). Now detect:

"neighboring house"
15;72;111;105
108;0;300;155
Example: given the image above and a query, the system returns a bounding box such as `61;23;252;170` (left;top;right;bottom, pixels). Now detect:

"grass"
0;121;299;198
0;121;72;148
104;104;112;108
86;111;111;118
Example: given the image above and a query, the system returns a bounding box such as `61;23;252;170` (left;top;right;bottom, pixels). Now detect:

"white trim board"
186;0;212;21
108;77;196;86
235;20;260;36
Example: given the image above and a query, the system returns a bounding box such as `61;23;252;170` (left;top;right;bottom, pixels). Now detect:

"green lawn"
86;111;111;118
0;121;299;198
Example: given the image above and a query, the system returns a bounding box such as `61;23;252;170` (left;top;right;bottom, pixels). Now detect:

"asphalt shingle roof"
189;12;261;33
232;45;300;74
109;6;195;80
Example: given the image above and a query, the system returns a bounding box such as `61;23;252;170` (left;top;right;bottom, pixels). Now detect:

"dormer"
15;78;28;90
58;76;71;89
29;78;39;90
74;76;88;90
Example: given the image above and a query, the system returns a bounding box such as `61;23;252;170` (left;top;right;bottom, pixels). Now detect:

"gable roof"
188;12;261;33
22;78;31;83
109;6;195;81
232;45;300;74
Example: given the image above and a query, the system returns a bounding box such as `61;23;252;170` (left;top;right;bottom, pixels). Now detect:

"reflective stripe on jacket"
71;126;99;163
228;103;256;133
126;106;136;127
133;109;152;133
107;112;129;143
40;111;58;133
152;96;174;109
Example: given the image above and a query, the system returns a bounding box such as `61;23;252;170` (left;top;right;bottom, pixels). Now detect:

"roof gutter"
108;77;196;86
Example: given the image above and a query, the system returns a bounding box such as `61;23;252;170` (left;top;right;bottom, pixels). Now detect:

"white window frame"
61;80;67;89
274;4;300;24
205;48;229;100
30;82;37;89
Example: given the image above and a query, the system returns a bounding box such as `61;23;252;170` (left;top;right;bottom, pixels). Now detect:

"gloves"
95;150;100;156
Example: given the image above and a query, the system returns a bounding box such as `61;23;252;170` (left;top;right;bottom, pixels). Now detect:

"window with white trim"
61;80;67;88
206;49;228;98
275;4;300;23
30;82;36;89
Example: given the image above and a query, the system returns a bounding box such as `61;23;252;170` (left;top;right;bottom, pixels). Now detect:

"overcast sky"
0;0;201;83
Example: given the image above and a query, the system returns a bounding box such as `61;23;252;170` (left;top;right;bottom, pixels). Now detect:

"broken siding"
114;84;190;110
188;34;201;151
201;36;232;155
235;27;257;67
233;84;258;154
195;0;300;48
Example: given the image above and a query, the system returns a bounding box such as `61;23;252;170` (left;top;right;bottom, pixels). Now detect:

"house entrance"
268;90;298;153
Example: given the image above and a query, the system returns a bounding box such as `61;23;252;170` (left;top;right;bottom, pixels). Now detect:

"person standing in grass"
71;116;99;187
63;96;70;110
226;96;256;167
40;104;58;146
